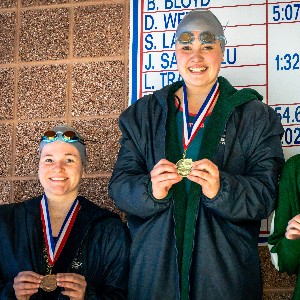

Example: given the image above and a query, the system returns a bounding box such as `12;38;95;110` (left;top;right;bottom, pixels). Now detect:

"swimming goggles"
40;130;85;145
177;31;226;45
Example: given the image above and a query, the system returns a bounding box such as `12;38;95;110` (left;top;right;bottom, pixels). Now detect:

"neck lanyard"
176;81;220;177
40;194;80;268
182;80;219;156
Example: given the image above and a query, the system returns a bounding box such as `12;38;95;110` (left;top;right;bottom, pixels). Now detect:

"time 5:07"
275;53;300;71
272;4;300;21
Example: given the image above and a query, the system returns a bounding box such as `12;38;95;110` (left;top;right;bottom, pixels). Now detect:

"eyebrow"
41;153;79;158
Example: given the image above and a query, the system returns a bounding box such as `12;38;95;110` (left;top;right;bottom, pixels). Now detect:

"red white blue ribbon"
40;195;80;266
182;80;220;151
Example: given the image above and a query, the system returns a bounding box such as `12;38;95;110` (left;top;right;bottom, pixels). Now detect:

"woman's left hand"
56;273;87;300
187;159;220;199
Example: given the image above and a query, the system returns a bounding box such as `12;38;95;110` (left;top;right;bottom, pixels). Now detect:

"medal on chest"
40;274;57;292
39;195;80;292
176;81;219;177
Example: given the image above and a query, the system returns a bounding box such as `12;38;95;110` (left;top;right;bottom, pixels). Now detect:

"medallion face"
40;274;57;292
176;158;193;177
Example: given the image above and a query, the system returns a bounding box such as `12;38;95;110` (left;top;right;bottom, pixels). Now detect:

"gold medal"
176;158;193;177
40;274;57;292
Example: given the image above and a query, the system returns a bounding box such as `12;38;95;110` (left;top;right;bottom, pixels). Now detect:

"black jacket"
0;195;131;299
109;77;285;300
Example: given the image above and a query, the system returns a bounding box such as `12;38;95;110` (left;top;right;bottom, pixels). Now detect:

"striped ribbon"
40;195;80;266
182;80;220;151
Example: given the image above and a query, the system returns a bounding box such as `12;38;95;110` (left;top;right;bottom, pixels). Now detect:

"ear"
81;169;86;179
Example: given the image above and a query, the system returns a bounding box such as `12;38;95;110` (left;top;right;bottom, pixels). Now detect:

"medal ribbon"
182;80;220;152
40;195;80;266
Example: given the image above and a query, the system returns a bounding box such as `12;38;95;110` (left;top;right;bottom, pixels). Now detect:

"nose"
52;161;64;171
191;49;204;62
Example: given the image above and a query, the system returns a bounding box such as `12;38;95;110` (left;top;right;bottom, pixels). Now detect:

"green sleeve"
268;154;300;274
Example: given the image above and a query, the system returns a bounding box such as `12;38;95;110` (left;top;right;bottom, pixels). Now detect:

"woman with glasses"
0;125;130;300
109;8;284;300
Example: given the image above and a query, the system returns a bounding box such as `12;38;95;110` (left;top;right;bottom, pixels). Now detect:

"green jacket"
268;154;300;299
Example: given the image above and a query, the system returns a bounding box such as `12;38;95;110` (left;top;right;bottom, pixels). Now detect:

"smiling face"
175;30;224;91
38;141;84;201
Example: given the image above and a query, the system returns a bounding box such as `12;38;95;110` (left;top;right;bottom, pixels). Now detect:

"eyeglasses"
177;31;226;45
40;130;85;145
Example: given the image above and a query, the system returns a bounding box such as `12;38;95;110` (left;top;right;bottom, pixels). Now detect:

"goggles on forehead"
40;130;85;145
177;31;226;46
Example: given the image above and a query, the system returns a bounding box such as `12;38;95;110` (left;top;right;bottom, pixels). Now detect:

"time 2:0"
275;53;300;71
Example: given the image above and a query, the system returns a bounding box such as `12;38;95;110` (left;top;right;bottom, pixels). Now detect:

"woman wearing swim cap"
0;125;130;299
109;8;284;300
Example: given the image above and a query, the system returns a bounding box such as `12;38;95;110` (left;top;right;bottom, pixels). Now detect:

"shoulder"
0;202;23;231
239;99;272;113
281;155;300;177
0;200;26;216
284;154;300;167
217;77;275;119
118;94;158;132
0;196;41;222
0;203;16;217
219;76;263;102
78;196;127;231
235;99;281;126
122;90;161;117
90;211;130;246
227;98;284;151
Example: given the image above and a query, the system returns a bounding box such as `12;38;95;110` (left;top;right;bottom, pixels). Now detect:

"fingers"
151;159;178;177
286;215;300;240
13;271;42;299
13;271;88;300
57;273;87;300
150;159;182;199
187;159;220;199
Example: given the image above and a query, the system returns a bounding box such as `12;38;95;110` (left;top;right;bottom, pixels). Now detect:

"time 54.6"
275;53;300;71
274;105;300;125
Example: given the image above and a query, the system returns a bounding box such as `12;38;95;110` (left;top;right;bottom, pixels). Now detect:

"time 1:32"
275;53;300;71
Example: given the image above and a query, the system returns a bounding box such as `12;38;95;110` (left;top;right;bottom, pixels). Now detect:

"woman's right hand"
13;271;43;300
150;159;182;199
286;214;300;240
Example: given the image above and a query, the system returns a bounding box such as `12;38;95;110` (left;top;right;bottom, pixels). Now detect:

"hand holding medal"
150;159;182;199
188;159;220;199
56;273;87;299
13;271;43;299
